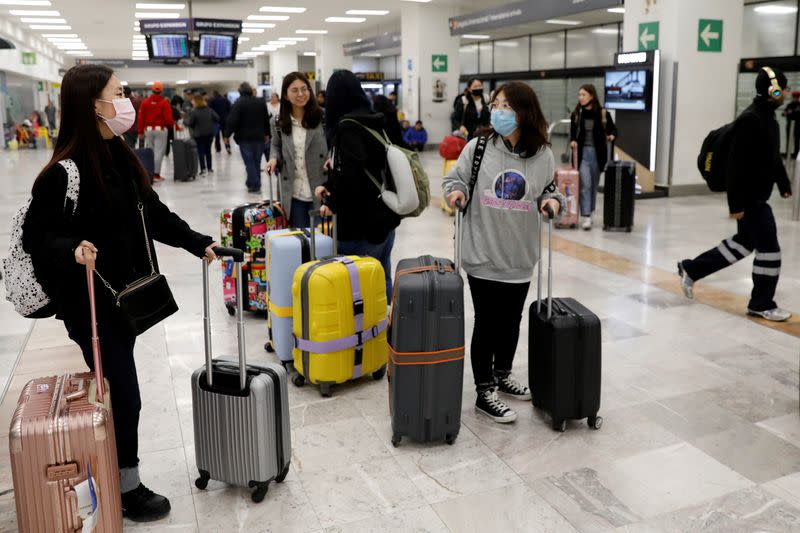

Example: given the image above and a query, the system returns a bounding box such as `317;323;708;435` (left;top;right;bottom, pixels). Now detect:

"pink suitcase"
9;265;122;533
554;146;580;229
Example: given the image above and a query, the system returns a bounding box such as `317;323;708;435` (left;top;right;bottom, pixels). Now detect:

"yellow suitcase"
291;255;389;396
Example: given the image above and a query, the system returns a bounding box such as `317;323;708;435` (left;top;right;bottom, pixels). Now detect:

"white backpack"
2;160;80;318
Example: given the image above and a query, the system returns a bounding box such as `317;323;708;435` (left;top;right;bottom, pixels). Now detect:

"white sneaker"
581;216;592;230
747;308;792;322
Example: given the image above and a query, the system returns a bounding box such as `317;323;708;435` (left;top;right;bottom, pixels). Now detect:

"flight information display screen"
604;70;649;111
150;34;190;59
199;34;235;60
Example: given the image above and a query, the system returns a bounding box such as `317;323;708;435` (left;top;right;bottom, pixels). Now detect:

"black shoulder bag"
461;135;489;213
94;184;178;336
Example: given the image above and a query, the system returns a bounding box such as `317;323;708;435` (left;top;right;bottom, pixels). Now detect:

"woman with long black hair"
22;64;218;522
452;77;491;139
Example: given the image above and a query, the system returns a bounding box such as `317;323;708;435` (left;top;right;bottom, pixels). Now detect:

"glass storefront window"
459;44;479;75
479;42;493;74
493;36;529;72
530;33;565;71
565;24;619;69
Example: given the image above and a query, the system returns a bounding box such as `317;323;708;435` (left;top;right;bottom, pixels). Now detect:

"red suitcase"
554;146;580;229
9;265;122;532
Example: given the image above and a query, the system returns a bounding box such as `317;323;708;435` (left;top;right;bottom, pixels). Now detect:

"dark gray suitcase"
603;159;636;232
529;215;602;432
173;138;198;181
388;211;465;447
191;247;291;502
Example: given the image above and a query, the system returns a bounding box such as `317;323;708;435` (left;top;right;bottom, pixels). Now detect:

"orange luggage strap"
389;345;465;365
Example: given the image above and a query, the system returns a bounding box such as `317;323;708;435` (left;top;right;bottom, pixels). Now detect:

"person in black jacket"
569;84;617;230
209;90;232;154
224;82;270;193
21;65;218;522
319;70;401;299
679;67;793;322
372;94;407;147
452;77;490;139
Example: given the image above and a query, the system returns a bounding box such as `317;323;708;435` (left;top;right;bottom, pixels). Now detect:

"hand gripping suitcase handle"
85;264;105;404
309;209;338;259
536;205;556;320
203;247;247;390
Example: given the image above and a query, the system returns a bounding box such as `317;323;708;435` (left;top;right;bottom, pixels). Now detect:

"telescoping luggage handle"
86;264;106;404
202;246;247;390
536;204;557;320
308;209;338;259
454;200;465;274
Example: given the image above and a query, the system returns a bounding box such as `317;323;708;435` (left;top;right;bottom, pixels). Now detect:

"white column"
401;3;461;143
270;49;299;91
624;0;744;190
315;35;352;89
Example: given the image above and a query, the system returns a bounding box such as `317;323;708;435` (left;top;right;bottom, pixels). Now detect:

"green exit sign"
432;54;448;72
638;22;659;51
21;51;36;65
698;19;723;52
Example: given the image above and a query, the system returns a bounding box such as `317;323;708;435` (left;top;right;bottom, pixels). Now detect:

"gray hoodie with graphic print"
443;135;565;283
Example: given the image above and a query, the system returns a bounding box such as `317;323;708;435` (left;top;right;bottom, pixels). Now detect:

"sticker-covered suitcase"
192;247;291;503
9;265;122;533
529;212;602;432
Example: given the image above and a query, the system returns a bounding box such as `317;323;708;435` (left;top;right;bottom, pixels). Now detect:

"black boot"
121;483;171;522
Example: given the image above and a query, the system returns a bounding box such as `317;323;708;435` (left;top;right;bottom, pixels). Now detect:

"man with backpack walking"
679;67;793;322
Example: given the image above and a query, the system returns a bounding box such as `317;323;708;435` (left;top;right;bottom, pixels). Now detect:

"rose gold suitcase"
555;146;580;229
9;265;123;533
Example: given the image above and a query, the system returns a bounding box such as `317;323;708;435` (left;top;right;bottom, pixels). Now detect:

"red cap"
152;81;164;93
792;90;800;97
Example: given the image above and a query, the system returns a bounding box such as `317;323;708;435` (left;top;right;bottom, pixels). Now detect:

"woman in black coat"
569;83;617;230
22;65;218;523
452;77;490;139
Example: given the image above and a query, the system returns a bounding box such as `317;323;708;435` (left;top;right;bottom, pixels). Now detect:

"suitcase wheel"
588;415;603;430
391;434;402;448
292;374;305;387
195;470;211;490
275;462;291;483
372;365;387;381
248;480;270;503
264;341;274;353
445;434;457;446
227;306;236;316
553;419;567;433
319;383;332;397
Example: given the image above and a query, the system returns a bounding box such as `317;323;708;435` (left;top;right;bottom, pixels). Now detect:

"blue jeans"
338;230;396;301
579;145;601;217
289;199;313;228
239;141;264;190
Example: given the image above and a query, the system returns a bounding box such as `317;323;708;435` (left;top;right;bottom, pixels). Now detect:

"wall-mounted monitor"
604;69;649;111
149;33;190;60
198;33;236;61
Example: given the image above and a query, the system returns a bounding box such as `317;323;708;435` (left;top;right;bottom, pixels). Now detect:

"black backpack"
697;122;735;192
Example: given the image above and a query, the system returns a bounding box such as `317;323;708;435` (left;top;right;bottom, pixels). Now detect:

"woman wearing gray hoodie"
444;81;564;424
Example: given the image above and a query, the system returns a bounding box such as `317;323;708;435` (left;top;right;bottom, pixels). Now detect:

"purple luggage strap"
293;257;387;379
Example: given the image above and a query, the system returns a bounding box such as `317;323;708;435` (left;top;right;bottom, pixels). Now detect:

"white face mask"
97;98;136;136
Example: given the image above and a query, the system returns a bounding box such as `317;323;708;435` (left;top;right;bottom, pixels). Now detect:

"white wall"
115;65;257;88
315;35;351;88
0;18;64;83
270;49;299;91
352;57;379;73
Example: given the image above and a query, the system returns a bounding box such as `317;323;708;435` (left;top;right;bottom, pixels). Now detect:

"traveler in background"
444;81;564;424
404;120;428;152
569;84;617;230
185;94;219;176
266;72;327;229
319;70;400;300
316;89;326;108
401;119;410;136
208;90;231;155
267;92;281;120
44;98;57;132
180;91;194;116
137;81;174;182
453;78;490;139
122;86;141;149
167;94;183;157
679;67;793;322
225;82;270;193
372;94;406;147
22;64;218;522
782;90;800;158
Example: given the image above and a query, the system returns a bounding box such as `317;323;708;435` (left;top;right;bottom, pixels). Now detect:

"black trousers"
468;275;531;391
65;318;141;470
682;203;781;312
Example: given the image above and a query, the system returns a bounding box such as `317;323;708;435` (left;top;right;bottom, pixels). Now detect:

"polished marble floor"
0;145;799;532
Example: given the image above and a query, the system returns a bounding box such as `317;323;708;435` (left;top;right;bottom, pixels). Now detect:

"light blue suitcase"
265;221;334;365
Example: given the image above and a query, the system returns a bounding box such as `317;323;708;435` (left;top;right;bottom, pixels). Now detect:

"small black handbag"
94;190;177;336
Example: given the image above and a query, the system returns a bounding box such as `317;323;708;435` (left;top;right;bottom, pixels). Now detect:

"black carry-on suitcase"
529;210;603;432
173;138;198;181
603;158;636;232
387;209;465;447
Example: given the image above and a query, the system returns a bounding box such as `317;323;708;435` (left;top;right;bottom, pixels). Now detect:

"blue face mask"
491;109;518;136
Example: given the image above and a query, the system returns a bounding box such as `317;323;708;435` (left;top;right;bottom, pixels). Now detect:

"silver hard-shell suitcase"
192;247;291;502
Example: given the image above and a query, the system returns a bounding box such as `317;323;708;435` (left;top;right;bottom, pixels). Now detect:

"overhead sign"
449;0;620;35
140;18;191;32
698;19;722;52
75;58;253;68
140;18;242;34
432;55;447;72
638;22;659;51
193;19;242;33
343;32;400;56
355;72;385;81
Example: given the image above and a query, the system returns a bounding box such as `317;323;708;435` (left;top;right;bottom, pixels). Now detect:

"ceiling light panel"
607;7;625;14
259;6;306;13
0;0;51;5
242;28;265;33
67;50;92;55
462;34;490;39
754;5;798;14
242;22;277;28
29;24;70;29
545;19;581;25
247;15;289;21
9;9;58;15
325;17;365;23
135;11;179;18
135;3;185;9
281;36;306;41
303;51;316;56
20;17;65;22
345;10;388;16
296;29;327;34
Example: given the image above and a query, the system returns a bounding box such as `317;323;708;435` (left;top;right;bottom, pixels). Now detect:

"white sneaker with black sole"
475;388;517;423
496;374;532;401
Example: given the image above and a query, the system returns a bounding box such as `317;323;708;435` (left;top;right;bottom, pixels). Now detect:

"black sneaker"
475;388;517;423
121;483;171;522
497;374;532;401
